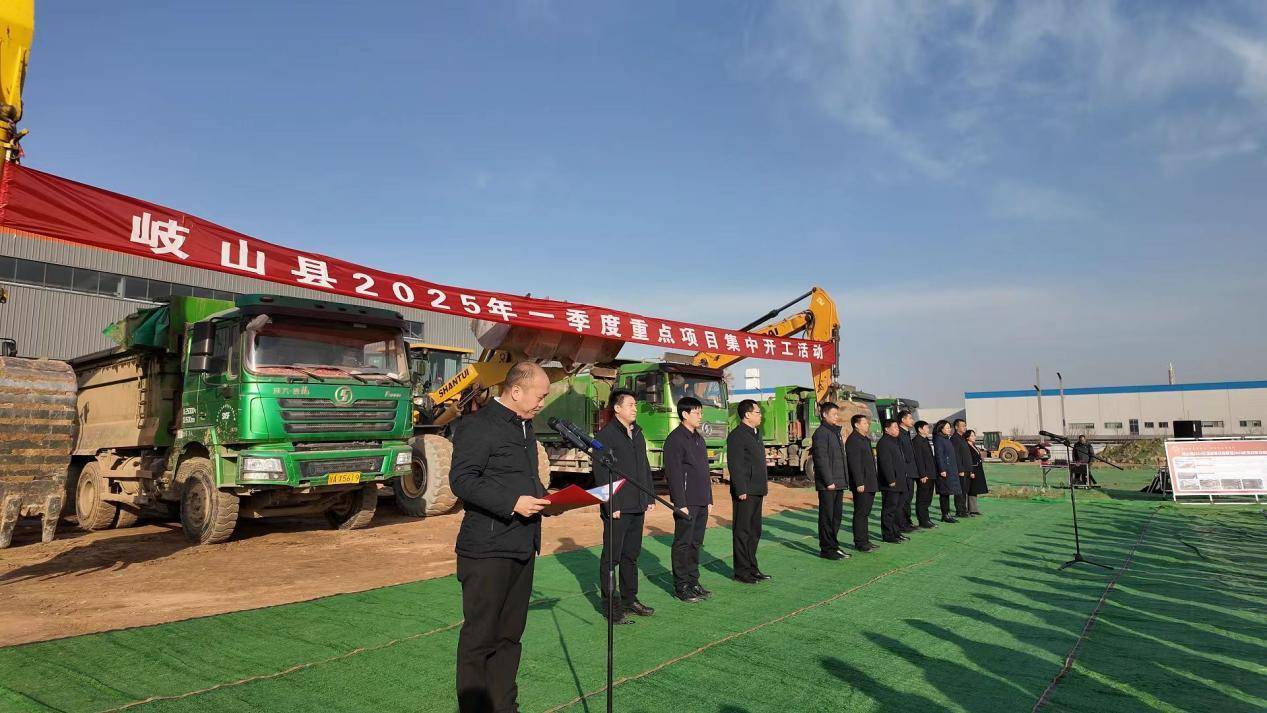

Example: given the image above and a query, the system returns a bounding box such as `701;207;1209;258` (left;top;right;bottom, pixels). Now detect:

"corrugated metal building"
965;381;1267;439
0;230;480;359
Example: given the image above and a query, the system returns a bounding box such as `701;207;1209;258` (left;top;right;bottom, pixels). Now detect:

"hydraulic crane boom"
692;287;841;402
0;0;33;163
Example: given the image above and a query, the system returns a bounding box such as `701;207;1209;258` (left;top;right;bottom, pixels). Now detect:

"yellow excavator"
692;286;841;402
0;0;32;164
0;1;72;549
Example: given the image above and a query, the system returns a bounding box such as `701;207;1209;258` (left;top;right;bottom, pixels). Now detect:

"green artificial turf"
1;466;1264;712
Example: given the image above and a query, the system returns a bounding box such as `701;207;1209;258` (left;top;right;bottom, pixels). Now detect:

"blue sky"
21;1;1267;404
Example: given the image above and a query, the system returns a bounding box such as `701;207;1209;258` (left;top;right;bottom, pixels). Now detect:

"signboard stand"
1164;438;1267;505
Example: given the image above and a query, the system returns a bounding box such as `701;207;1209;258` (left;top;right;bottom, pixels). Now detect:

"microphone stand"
563;428;680;713
1042;431;1121;571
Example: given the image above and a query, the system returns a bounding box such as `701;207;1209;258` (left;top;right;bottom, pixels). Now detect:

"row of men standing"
811;406;990;558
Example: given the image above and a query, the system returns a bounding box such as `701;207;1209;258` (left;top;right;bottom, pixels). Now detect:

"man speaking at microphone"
451;362;552;713
593;389;656;623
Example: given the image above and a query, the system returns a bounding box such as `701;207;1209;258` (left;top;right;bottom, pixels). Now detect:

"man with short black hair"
451;362;554;713
664;396;713;602
594;389;656;624
728;399;770;582
896;410;919;533
876;418;909;543
846;414;879;552
811;402;851;560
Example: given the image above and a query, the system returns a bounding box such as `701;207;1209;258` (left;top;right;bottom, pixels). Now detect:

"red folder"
542;479;625;515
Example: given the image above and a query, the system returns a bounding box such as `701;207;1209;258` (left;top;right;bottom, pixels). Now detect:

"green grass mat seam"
1032;506;1160;712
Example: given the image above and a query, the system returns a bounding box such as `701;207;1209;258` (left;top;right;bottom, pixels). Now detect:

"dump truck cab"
729;385;819;477
616;361;729;473
70;295;415;544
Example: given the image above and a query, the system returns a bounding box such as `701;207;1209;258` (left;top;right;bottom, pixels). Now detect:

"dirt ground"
0;482;818;647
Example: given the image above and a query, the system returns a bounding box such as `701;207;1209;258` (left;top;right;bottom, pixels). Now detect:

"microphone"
548;417;605;451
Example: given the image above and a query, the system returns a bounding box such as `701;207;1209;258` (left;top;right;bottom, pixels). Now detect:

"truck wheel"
1000;447;1020;464
178;457;238;545
327;484;378;530
75;462;118;531
393;434;458;517
802;455;815;483
537;442;552;491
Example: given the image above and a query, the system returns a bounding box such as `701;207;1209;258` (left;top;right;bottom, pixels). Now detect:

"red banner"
0;164;832;364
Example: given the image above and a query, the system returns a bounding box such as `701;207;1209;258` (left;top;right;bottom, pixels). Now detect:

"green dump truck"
535;360;730;478
67;294;414;544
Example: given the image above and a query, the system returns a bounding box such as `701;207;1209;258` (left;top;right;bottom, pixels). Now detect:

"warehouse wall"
965;385;1267;438
1;231;480;359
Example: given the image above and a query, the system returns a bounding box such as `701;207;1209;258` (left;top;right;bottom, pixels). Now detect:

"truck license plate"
327;471;362;485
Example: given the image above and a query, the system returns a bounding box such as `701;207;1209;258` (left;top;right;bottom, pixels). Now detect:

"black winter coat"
876;434;909;492
727;424;769;497
846;430;879;493
593;419;654;514
450;399;546;559
811;423;848;491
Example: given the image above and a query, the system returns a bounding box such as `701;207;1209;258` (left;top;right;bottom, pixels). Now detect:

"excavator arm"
0;0;33;163
692;287;841;403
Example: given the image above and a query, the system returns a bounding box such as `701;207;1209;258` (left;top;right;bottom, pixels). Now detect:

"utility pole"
1034;366;1044;436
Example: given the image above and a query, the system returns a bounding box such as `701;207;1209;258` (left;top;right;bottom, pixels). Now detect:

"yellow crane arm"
0;0;33;162
691;286;841;403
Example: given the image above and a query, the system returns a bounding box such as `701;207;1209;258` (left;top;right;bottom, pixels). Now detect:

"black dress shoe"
734;576;759;584
674;589;702;603
919;523;937;529
942;517;958;523
627;600;655;617
882;537;903;544
835;548;852;559
900;526;918;533
898;535;910;542
605;610;635;625
691;584;713;600
754;572;773;581
820;551;844;560
856;544;878;553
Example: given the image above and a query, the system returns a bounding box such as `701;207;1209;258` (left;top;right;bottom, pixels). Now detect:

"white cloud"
750;0;1267;176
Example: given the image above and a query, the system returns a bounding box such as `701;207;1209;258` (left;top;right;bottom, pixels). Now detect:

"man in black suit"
594;389;656;624
845;414;879;552
952;419;975;517
910;420;938;529
876;418;910;544
727;399;771;582
664;396;714;603
896;410;920;533
451;362;554;713
810;402;851;560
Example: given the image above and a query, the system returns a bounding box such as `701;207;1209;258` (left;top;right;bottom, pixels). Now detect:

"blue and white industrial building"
965;381;1267;439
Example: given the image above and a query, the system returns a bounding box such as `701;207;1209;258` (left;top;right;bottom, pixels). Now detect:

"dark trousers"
898;482;915;528
915;478;935;526
672;505;708;591
852;490;875;548
817;489;844;554
732;495;764;579
880;489;902;541
955;480;969;515
456;554;535;713
600;512;644;607
940;494;953;519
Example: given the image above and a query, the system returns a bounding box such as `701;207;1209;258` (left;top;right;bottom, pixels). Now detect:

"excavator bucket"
473;322;623;368
0;356;76;547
